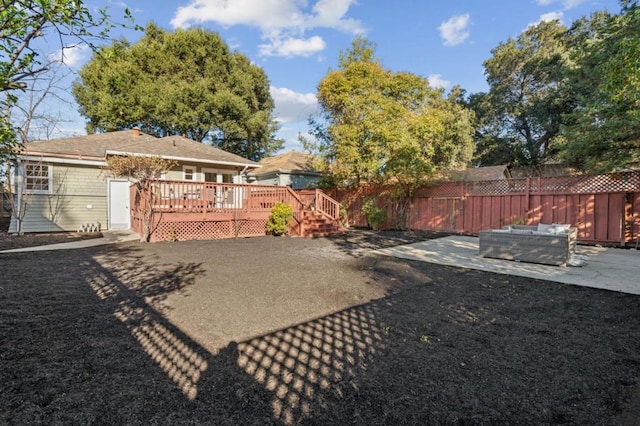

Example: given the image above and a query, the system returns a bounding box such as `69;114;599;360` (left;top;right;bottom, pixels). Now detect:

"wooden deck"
131;181;341;242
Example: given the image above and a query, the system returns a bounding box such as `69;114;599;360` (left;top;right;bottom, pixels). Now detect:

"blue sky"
36;0;621;153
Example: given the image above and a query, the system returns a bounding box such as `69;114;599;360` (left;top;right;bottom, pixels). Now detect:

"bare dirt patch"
1;229;639;424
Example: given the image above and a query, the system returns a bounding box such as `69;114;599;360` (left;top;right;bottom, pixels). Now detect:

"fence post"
525;177;531;224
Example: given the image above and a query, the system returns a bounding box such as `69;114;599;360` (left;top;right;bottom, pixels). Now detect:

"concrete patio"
373;236;640;295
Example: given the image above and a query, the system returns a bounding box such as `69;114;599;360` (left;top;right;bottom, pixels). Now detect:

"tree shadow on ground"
1;241;640;424
327;228;456;258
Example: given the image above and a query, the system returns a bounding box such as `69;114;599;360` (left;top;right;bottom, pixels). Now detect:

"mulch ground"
1;229;639;425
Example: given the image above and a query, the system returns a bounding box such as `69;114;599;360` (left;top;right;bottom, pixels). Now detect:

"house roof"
21;129;260;168
509;163;580;178
446;165;511;181
254;151;318;175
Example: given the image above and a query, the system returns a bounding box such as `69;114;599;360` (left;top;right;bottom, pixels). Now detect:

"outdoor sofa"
479;224;578;266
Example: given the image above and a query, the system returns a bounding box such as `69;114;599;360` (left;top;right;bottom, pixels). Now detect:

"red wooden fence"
334;171;640;246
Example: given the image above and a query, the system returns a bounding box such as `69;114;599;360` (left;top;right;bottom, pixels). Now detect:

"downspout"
237;165;250;183
14;158;22;234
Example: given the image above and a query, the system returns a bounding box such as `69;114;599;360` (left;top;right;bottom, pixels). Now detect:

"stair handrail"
285;186;307;235
285;186;306;211
314;189;340;222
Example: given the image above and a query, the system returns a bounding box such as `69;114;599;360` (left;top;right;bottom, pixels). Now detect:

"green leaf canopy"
73;23;283;161
312;37;475;193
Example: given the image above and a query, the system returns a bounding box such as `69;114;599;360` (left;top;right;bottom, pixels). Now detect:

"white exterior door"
108;180;131;230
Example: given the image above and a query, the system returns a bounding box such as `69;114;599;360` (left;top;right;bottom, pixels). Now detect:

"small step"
300;209;343;237
303;225;344;238
312;228;344;237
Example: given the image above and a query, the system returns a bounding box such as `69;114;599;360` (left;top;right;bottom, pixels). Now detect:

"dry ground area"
1;229;639;425
0;231;102;251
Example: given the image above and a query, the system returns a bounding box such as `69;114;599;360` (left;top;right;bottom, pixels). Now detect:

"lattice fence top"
418;171;640;197
418;181;462;198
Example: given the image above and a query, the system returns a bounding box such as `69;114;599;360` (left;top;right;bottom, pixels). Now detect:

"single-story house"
245;151;321;189
7;129;260;233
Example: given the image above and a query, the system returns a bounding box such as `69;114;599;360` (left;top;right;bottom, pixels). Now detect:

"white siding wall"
9;164;108;233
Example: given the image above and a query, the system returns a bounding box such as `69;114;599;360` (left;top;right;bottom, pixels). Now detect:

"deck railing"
315;189;340;221
137;180;309;239
148;180;307;213
132;180;344;241
297;189;340;221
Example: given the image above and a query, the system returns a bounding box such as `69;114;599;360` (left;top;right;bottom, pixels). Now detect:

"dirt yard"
0;230;102;251
1;229;639;425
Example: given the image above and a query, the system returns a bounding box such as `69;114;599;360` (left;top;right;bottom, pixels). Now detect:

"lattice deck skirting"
151;219;268;242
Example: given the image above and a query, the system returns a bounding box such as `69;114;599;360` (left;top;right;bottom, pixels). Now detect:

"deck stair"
301;210;343;238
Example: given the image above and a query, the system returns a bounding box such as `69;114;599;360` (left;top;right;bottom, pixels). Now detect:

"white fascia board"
19;155;106;167
253;169;321;177
105;150;262;169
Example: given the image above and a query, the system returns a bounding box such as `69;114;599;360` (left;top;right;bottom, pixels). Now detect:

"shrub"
338;203;349;228
511;216;527;225
266;202;293;236
362;199;387;231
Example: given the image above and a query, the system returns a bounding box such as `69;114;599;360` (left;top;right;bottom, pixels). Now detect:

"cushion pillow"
551;223;571;235
537;223;555;233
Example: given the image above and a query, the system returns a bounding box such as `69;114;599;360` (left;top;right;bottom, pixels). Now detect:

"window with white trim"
202;167;236;183
183;166;196;181
24;162;51;193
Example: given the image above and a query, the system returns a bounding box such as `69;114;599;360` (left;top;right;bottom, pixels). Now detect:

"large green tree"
471;20;572;167
309;37;475;227
73;23;283;161
1;0;131;168
560;2;640;172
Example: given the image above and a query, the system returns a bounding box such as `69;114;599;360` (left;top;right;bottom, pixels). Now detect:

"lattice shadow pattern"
85;262;207;400
236;304;385;425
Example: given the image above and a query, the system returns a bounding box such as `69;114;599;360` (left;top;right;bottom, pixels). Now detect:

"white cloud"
270;86;318;123
307;0;364;34
48;44;90;68
259;35;326;58
171;0;300;30
438;14;471;47
540;11;564;22
535;0;585;9
170;0;364;58
297;132;316;144
427;74;451;89
527;11;564;28
108;0;129;8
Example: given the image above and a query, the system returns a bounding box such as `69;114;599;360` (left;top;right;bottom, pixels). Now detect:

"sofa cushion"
552;223;572;235
537;223;555;233
511;229;534;234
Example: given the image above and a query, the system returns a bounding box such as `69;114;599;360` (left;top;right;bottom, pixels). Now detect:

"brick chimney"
133;127;140;137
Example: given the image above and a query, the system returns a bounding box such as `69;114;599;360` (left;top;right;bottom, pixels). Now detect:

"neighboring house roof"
20;129;260;168
446;165;511;182
509;163;580;178
253;151;319;176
